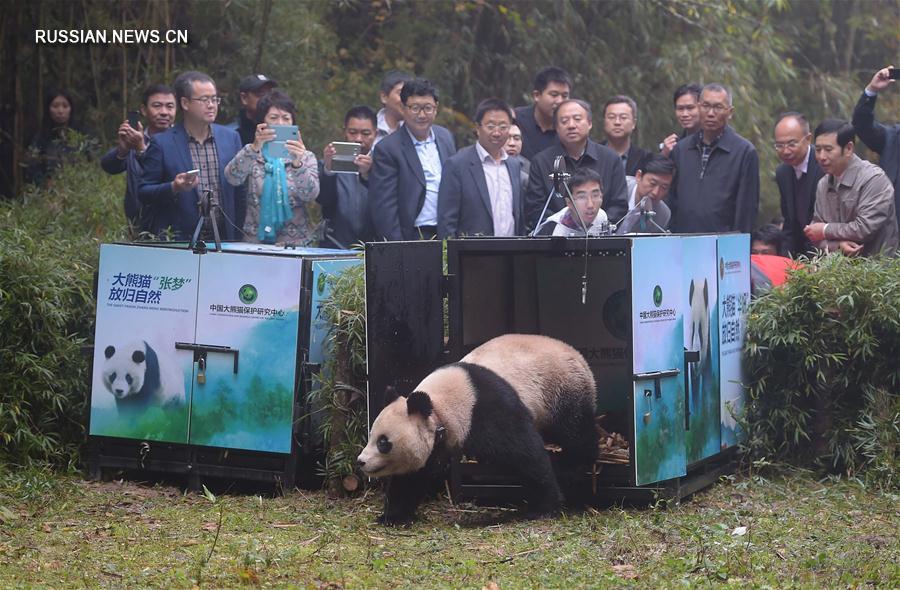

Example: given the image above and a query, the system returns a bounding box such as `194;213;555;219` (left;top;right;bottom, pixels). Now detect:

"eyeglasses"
773;139;805;151
699;102;729;113
572;190;603;202
406;104;436;115
190;96;222;105
480;123;510;133
604;114;633;122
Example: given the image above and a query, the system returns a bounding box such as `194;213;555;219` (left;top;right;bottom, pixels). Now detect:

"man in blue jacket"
139;70;245;241
667;83;759;234
852;65;899;224
368;78;456;241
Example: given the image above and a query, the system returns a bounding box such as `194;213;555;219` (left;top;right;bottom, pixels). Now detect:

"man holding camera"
852;66;899;224
100;84;175;233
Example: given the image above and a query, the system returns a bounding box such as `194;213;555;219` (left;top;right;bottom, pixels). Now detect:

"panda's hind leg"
546;398;599;507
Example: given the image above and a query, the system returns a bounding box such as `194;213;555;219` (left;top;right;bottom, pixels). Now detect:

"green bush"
744;253;900;488
0;151;127;468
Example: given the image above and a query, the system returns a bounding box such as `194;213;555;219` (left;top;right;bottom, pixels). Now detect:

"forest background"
1;0;899;224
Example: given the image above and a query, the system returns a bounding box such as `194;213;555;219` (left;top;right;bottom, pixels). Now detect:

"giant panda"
101;340;185;411
687;277;710;411
357;334;598;526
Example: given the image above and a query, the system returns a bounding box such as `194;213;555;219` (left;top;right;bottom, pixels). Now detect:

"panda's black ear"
104;346;116;359
406;391;433;418
689;279;695;303
703;278;708;307
132;349;146;364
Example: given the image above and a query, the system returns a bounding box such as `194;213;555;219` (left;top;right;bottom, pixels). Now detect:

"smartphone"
331;141;362;173
889;68;899;80
127;110;141;129
266;125;299;160
184;168;200;181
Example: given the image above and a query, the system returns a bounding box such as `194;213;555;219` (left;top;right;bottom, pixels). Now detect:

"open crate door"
365;241;445;425
630;236;687;486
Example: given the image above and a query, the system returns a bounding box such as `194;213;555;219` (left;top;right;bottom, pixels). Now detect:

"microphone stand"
613;196;669;234
530;155;570;237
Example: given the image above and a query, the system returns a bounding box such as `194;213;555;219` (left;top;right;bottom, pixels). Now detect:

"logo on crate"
719;257;742;279
653;285;663;307
238;284;258;304
602;289;628;340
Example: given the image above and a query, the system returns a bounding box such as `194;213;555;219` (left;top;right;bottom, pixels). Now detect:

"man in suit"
774;112;824;256
616;153;674;234
852;65;899;224
600;95;650;177
438;98;523;238
369;78;456;240
524;99;629;231
667;83;759;234
139;70;245;241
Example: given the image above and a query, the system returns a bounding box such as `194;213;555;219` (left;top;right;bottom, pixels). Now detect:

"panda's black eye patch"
109;372;117;382
376;435;392;454
125;374;133;385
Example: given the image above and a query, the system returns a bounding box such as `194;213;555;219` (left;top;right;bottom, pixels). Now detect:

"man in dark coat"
667;83;759;234
773;112;824;256
368;78;456;241
852;65;900;224
524;99;628;231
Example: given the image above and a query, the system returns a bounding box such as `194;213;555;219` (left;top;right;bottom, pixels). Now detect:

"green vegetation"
0;467;897;588
0;149;127;468
745;254;900;488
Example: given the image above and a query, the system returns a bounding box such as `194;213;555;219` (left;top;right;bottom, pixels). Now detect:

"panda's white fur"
358;334;598;524
460;333;595;429
101;340;185;408
688;277;710;370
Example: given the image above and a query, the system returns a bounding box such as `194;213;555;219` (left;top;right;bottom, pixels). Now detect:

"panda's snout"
356;458;366;468
114;388;125;397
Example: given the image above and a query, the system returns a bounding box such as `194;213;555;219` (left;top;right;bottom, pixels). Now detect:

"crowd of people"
28;65;899;256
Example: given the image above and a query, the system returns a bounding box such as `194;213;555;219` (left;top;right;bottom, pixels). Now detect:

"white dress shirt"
475;142;515;236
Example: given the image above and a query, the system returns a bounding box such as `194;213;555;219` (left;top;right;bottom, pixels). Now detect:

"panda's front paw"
376;512;416;527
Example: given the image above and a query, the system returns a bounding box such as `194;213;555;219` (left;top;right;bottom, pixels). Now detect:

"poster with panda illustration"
681;236;721;464
90;245;199;443
717;234;751;448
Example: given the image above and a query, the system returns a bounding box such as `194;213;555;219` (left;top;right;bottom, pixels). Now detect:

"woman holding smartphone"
225;90;319;244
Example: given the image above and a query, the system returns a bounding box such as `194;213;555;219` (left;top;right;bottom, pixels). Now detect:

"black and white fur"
101;340;185;411
687;277;710;410
357;334;598;525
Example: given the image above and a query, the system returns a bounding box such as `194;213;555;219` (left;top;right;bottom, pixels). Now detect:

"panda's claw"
376;512;416;527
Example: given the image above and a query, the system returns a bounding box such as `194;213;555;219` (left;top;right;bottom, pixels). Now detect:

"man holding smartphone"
852;66;899;223
100;84;175;233
139;70;245;241
318;105;378;247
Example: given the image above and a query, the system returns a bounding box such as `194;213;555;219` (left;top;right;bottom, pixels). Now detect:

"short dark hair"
533;66;573;93
568;167;603;193
142;84;175;105
344;105;377;128
637;153;676;176
776;111;810;133
400;78;439;104
751;224;785;256
380;70;414;95
254;90;297;126
173;70;215;106
41;89;75;134
604;95;638;120
814;118;855;148
474;98;513;124
702;83;732;106
552;98;592;127
673;83;702;106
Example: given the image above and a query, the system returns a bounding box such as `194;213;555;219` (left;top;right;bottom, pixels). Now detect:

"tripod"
189;188;222;252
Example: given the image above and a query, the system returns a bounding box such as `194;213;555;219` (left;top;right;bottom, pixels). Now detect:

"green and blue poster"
630;236;686;485
90;245;198;443
682;236;721;464
717;234;751;448
190;252;303;453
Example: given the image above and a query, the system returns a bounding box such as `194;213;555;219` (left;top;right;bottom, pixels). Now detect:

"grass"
0;467;897;589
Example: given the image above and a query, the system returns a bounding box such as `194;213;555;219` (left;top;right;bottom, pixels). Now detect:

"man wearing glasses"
600;95;649;177
667;83;760;234
139;70;245;241
437;98;523;238
369;78;456;241
773;112;823;256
